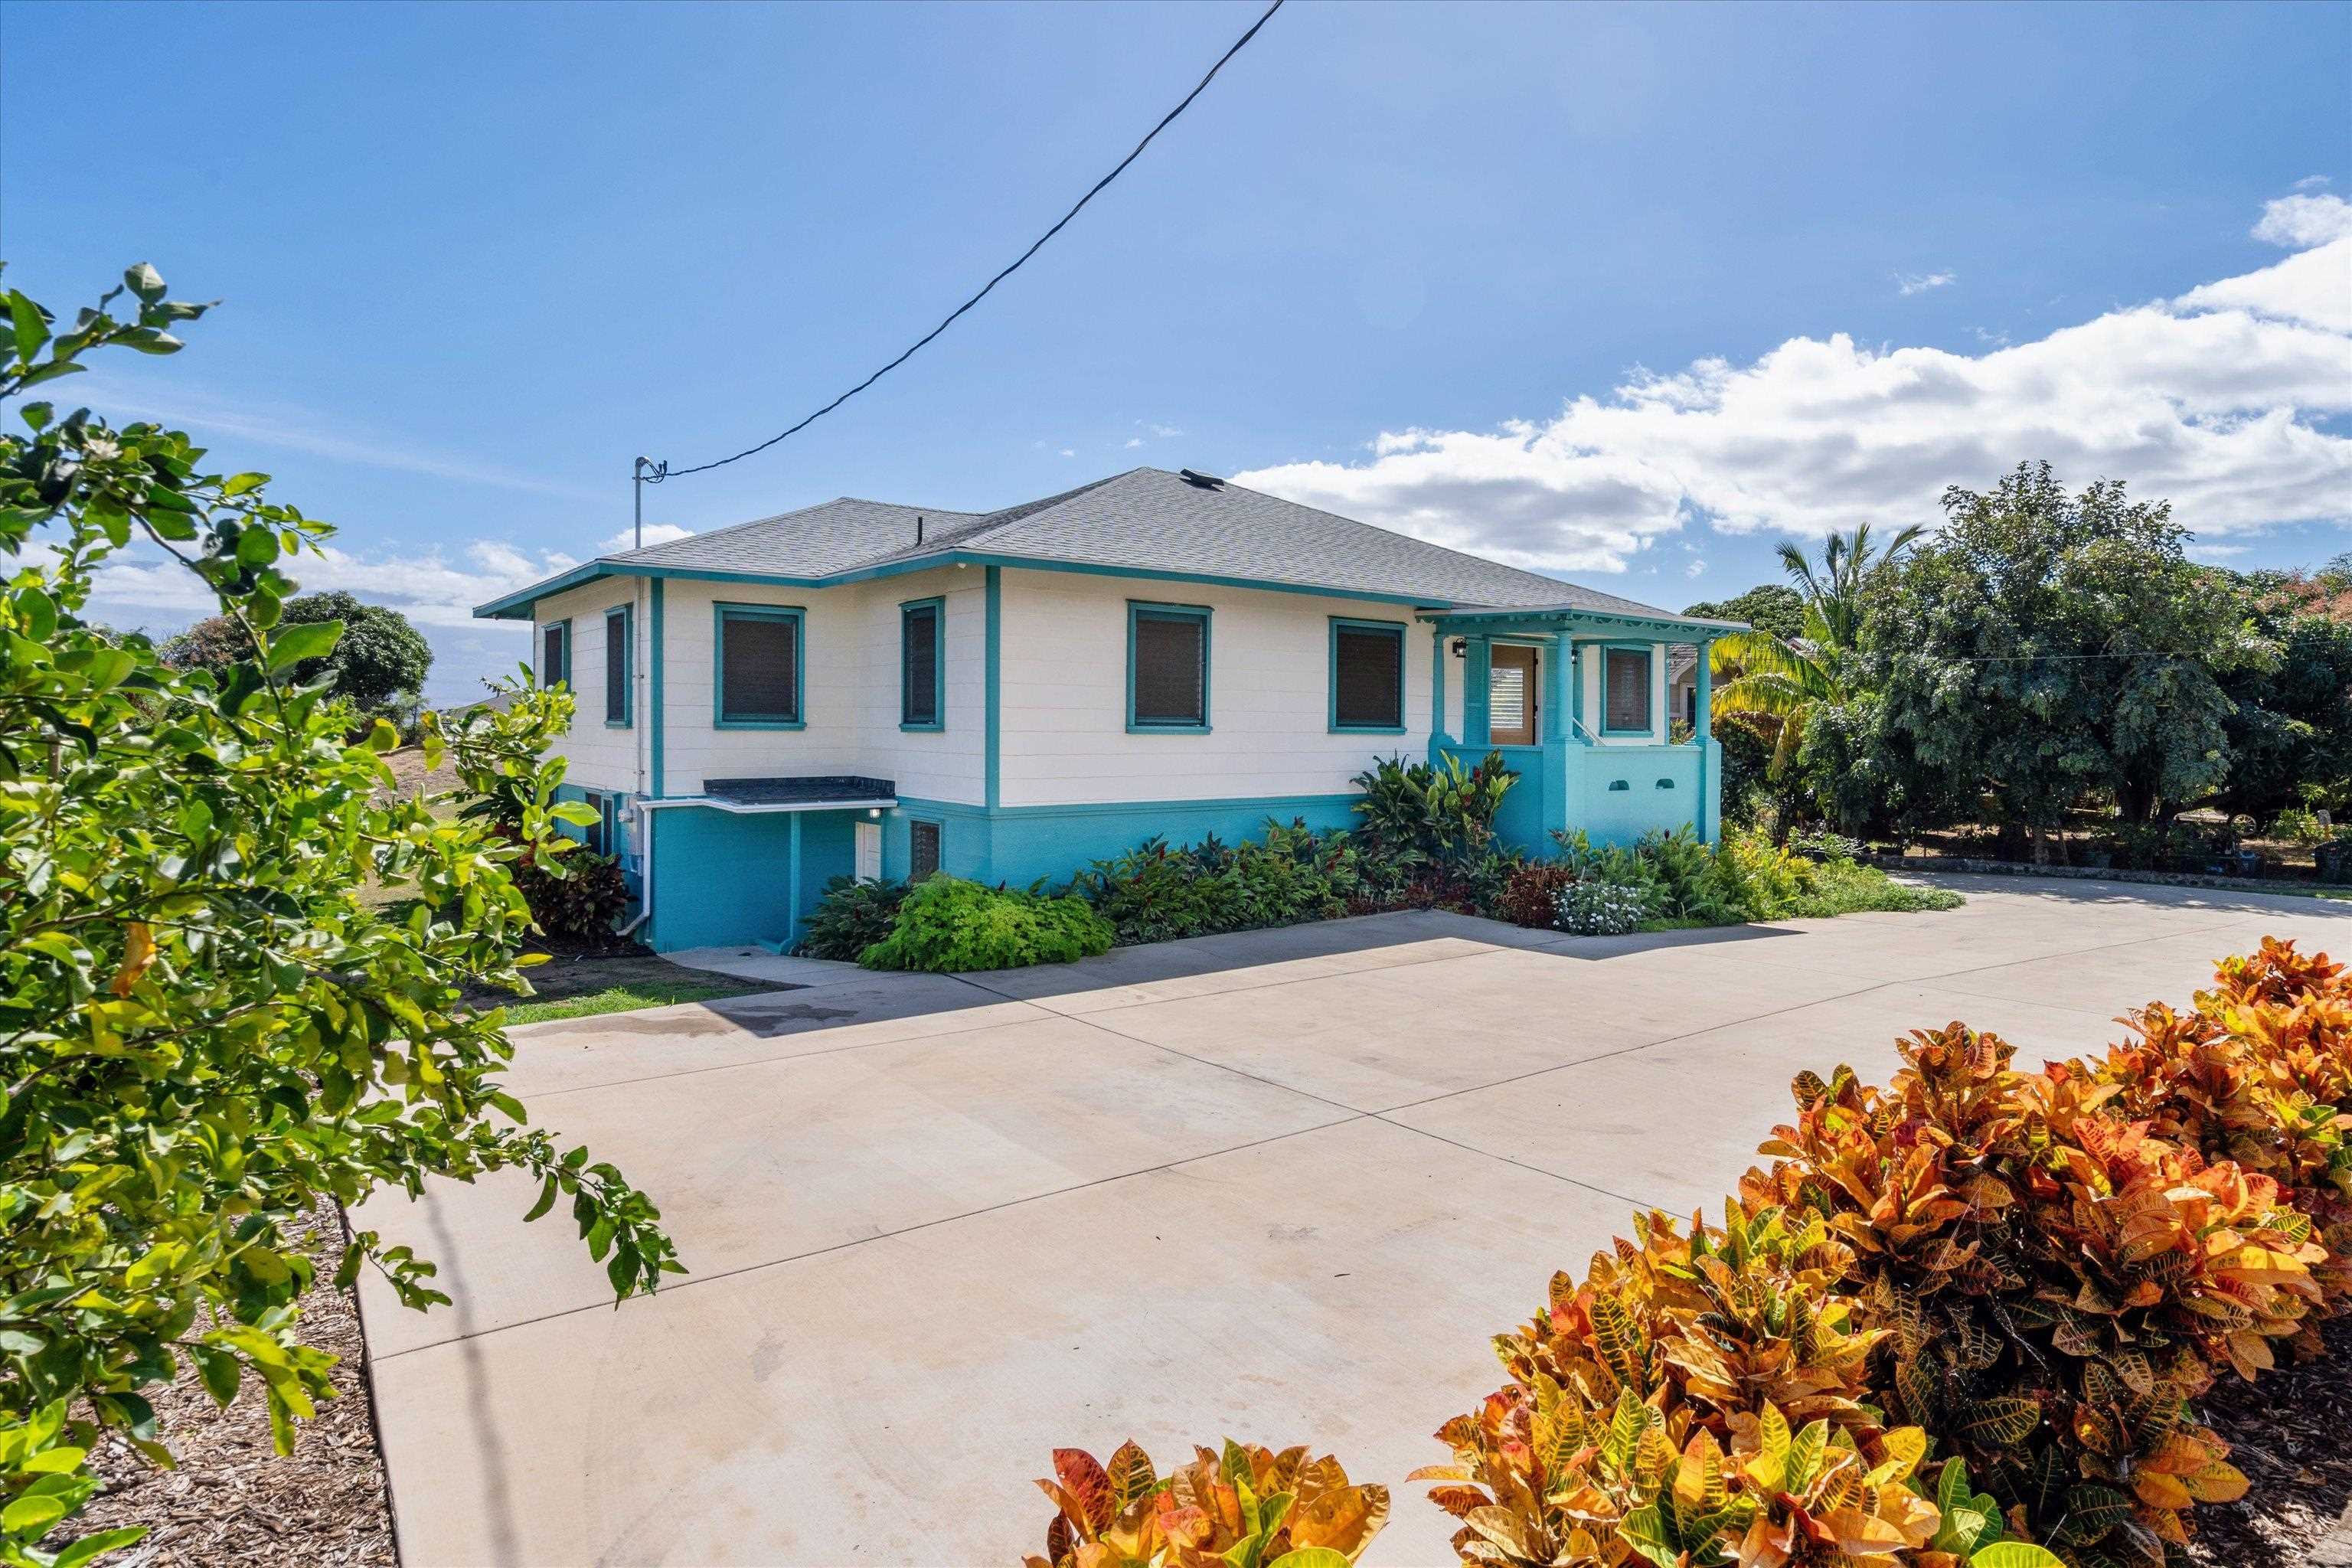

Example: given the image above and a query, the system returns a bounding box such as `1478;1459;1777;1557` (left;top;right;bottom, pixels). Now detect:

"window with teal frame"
714;603;805;729
1602;645;1653;736
538;619;570;691
603;603;632;727
900;596;943;730
1328;616;1406;733
1126;601;1211;732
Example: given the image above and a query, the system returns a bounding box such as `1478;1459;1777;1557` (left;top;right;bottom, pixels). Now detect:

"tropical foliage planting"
0;266;673;1563
857;876;1114;972
1693;463;2351;864
1025;1441;1388;1568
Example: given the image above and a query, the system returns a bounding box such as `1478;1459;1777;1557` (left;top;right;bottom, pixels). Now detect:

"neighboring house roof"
477;466;1730;628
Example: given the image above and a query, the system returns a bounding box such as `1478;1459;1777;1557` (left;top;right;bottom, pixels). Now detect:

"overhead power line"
653;0;1285;483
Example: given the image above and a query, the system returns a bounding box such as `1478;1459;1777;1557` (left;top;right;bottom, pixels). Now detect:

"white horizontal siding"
996;570;1431;808
534;580;641;795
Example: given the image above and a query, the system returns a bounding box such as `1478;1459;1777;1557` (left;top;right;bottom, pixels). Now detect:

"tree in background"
0;264;676;1560
2211;561;2352;823
1773;520;1922;652
162;587;431;717
1682;582;1803;642
1867;461;2270;858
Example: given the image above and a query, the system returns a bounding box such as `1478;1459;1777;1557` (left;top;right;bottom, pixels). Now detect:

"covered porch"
1421;605;1733;851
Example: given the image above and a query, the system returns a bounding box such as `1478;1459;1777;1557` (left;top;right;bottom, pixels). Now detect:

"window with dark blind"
909;818;942;881
540;621;568;690
900;599;942;729
1331;619;1405;730
1603;646;1652;734
716;606;802;726
603;606;630;726
1128;604;1210;730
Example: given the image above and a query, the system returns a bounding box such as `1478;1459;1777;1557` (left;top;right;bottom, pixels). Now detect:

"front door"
1489;645;1537;745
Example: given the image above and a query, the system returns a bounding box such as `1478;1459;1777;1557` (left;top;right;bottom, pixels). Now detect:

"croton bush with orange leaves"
1024;938;2348;1568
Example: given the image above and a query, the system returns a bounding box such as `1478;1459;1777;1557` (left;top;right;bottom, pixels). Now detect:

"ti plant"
1025;1440;1387;1568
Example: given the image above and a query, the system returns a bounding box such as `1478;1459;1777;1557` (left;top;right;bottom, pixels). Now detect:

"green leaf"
53;1527;151;1568
123;263;167;304
266;619;344;671
7;292;48;362
0;1489;70;1534
1968;1546;2066;1568
191;1345;241;1409
1266;1551;1354;1568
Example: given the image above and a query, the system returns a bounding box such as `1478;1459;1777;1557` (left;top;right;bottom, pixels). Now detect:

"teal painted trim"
1328;616;1407;734
1125;599;1213;733
711;601;808;729
983;567;1001;812
1599;644;1655;737
603;603;633;728
1569;639;1586;737
1425;606;1746;636
648;580;665;797
474;547;1466;622
536;617;571;691
1463;635;1492;746
786;812;803;949
897;595;946;730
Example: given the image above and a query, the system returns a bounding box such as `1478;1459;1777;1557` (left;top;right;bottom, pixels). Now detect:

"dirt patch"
2186;1314;2352;1566
378;744;459;802
64;1198;394;1566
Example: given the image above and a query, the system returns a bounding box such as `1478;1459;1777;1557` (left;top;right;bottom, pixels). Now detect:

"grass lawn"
501;977;775;1025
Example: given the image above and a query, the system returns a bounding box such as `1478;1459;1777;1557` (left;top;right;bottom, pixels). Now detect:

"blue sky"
7;0;2348;704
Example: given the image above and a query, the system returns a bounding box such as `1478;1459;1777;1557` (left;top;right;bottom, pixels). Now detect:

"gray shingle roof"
504;467;1697;620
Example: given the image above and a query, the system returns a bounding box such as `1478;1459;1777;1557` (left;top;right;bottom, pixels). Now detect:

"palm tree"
1708;521;1922;837
1775;520;1923;653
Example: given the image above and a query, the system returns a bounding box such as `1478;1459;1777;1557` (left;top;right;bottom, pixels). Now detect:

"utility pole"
632;456;668;550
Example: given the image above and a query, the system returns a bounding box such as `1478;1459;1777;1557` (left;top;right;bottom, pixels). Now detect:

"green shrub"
1350;751;1516;867
1076;819;1364;946
860;876;1113;972
1788;857;1965;916
799;875;909;959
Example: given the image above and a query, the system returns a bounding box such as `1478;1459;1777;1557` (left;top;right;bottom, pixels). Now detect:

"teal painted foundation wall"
883;794;1361;891
630;753;1720;953
645;807;855;953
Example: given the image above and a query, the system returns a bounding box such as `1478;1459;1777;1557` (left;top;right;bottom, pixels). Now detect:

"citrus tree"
0;263;678;1563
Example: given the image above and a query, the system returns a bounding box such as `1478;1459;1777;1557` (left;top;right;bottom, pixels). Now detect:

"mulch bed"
2185;1312;2352;1566
61;1198;396;1567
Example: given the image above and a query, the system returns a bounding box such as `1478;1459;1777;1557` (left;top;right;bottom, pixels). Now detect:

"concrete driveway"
354;877;2352;1566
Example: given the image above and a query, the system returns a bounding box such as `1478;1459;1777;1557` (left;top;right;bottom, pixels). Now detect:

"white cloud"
1124;437;1145;449
1685;557;1707;579
599;522;694;551
1234;195;2352;575
1060;448;1075;458
1896;271;1956;296
2251;191;2352;248
2293;175;2331;191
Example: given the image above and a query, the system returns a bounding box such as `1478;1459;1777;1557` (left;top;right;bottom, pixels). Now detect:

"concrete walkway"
354;877;2352;1566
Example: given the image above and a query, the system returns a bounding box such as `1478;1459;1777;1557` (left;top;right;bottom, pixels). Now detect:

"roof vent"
1178;469;1223;489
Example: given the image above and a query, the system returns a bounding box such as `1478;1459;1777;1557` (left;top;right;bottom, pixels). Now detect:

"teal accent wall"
875;794;1358;893
646;806;857;953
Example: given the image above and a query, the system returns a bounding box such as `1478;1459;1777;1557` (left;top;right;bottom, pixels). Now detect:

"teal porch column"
1694;637;1718;844
1540;632;1571;843
1462;635;1492;747
1568;639;1586;740
1429;624;1452;759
